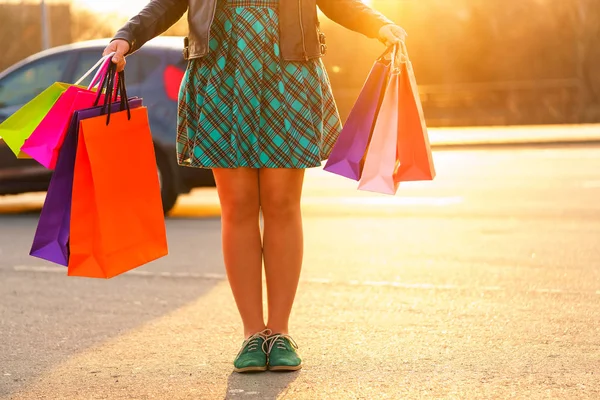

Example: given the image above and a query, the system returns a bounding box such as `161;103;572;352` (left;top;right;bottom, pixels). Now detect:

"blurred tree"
1;0;598;125
572;0;600;120
0;3;71;71
322;0;599;125
163;14;188;36
71;8;120;42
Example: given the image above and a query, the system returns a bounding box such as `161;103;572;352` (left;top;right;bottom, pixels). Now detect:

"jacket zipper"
298;0;308;60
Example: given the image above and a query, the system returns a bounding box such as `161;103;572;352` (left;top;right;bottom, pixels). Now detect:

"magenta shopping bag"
30;72;139;266
20;54;114;170
323;50;392;181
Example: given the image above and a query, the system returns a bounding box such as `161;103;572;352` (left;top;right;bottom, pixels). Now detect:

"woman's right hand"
102;39;131;72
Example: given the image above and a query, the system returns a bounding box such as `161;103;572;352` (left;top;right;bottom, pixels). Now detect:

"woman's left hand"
378;24;407;47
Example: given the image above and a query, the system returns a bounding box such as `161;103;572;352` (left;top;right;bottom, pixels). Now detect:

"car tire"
155;149;178;215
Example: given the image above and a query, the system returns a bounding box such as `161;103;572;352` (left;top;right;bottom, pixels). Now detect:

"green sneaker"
264;334;303;371
233;329;271;373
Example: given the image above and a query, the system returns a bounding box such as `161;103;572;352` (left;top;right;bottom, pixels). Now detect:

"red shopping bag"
393;54;436;182
68;68;168;278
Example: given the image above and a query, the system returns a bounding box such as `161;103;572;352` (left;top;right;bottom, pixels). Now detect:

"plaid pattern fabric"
176;0;342;169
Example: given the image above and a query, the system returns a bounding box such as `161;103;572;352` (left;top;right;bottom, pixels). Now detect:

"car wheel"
155;149;178;215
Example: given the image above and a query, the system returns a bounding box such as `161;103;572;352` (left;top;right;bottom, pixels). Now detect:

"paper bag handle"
73;52;115;89
390;42;409;71
97;61;131;125
377;42;409;72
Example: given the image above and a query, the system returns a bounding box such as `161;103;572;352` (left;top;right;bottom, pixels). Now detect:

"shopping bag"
323;49;391;180
68;65;168;278
20;54;114;169
30;96;143;266
0;83;71;158
357;53;402;195
394;58;436;182
0;53;113;159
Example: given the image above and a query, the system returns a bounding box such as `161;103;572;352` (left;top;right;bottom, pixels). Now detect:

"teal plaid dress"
176;0;342;169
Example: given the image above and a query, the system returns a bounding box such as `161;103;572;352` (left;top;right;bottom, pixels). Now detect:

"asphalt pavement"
1;142;600;399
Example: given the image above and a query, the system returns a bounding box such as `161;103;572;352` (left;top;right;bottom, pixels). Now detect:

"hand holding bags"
324;43;436;195
68;63;168;278
30;60;167;278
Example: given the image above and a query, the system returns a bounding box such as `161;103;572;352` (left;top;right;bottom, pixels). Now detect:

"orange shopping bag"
394;44;436;183
68;68;168;278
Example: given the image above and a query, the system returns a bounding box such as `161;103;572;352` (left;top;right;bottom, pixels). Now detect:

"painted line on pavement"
169;196;463;217
1;193;462;216
12;265;226;280
12;265;598;296
302;196;464;207
350;280;502;292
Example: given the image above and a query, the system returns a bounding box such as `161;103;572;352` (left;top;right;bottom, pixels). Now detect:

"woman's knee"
219;189;260;222
213;168;260;222
258;169;304;220
260;192;301;220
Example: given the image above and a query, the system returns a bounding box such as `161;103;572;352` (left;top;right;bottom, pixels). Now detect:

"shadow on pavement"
0;208;41;215
224;371;300;399
0;217;225;398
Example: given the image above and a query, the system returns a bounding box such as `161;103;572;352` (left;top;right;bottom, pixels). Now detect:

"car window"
71;51;109;88
138;53;162;81
0;54;70;108
72;51;162;88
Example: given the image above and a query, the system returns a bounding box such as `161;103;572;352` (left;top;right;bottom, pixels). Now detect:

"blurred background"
2;0;599;127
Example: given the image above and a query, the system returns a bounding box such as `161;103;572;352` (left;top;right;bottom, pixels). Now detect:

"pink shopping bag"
357;51;402;195
20;54;115;170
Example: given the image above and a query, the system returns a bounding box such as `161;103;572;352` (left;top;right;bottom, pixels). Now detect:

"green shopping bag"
0;83;71;158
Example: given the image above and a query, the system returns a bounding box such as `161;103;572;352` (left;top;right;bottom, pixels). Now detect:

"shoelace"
263;334;299;354
236;328;272;357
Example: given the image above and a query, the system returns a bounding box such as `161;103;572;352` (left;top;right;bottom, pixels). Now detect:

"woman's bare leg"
258;168;305;335
213;168;265;337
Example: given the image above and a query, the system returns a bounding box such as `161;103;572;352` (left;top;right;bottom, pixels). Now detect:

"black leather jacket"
113;0;394;61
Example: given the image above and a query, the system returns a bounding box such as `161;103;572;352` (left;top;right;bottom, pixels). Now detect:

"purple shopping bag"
323;49;392;181
29;95;142;266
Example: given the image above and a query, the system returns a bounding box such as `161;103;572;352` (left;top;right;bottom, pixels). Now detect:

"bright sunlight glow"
75;0;374;15
74;0;149;15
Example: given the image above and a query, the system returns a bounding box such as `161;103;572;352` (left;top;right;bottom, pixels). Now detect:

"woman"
103;0;405;373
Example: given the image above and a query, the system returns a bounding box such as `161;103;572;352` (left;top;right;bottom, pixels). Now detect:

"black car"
0;36;215;214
